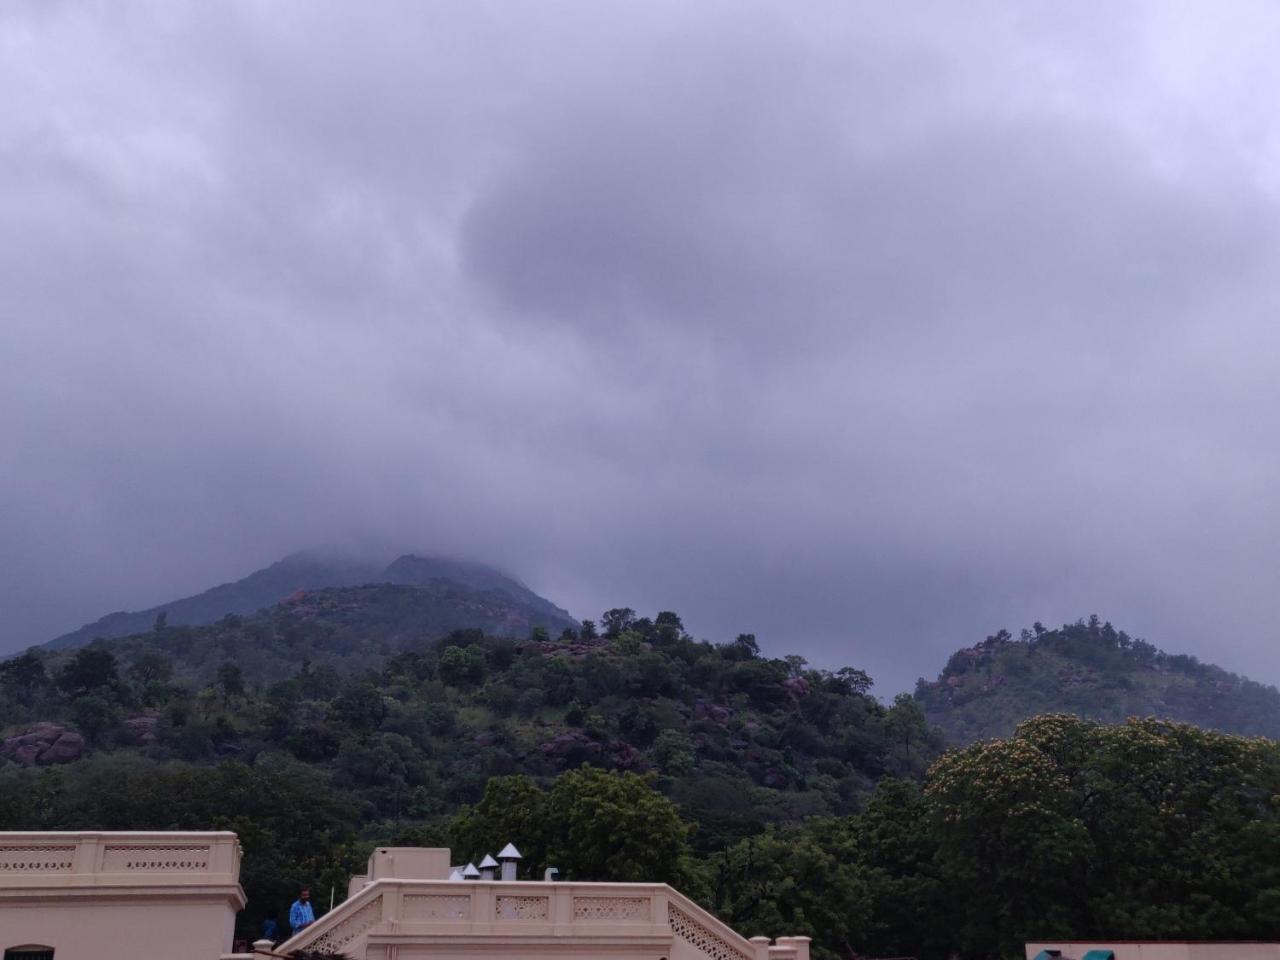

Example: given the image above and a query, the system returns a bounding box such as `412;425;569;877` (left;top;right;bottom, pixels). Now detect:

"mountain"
382;554;572;625
915;616;1280;743
3;598;939;852
51;581;578;686
8;605;1280;958
45;551;574;650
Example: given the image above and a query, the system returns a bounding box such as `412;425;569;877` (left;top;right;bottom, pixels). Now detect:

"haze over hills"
45;551;576;651
9;570;1280;955
25;550;1280;745
41;581;580;686
915;616;1280;743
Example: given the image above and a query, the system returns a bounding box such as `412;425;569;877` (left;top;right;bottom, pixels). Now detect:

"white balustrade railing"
0;831;242;886
280;878;794;959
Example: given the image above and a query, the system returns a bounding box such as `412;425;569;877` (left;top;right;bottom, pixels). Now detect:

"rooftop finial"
497;843;522;881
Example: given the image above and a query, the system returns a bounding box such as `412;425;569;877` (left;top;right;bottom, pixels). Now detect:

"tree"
334;733;423;816
0;651;48;702
718;819;871;960
546;766;691;884
655;611;684;631
730;633;759;660
450;774;551;874
652;729;696;775
57;647;120;698
328;682;387;734
925;714;1280;956
453;768;695;886
129;650;174;686
882;692;936;777
438;646;486;687
217;662;245;704
654;611;684;646
832;667;872;696
845;779;945;959
70;694;122;745
601;608;637;639
613;631;643;655
925;720;1099;954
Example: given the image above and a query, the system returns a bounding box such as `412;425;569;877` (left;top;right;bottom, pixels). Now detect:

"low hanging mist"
4;2;1280;694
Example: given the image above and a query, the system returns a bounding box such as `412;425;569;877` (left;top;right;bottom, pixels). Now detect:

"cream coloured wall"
0;832;245;960
4;896;239;959
0;833;805;960
279;876;808;960
366;847;452;882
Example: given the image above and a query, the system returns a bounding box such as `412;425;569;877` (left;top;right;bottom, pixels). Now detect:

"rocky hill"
46;551;575;650
6;595;1280;957
42;581;577;687
914;616;1280;743
2;596;938;849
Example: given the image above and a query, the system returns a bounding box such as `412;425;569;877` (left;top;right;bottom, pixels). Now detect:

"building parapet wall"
0;831;244;900
279;878;791;960
0;831;246;960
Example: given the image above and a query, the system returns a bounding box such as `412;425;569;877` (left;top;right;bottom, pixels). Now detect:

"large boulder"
117;715;160;746
539;731;641;771
1;722;86;766
691;699;733;723
782;676;811;698
540;730;603;766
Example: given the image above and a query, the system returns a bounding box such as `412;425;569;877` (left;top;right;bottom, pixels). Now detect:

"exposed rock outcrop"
117;715;159;746
1;722;86;766
539;731;641;770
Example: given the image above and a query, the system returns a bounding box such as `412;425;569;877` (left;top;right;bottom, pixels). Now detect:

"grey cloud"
3;1;1280;693
465;100;1271;352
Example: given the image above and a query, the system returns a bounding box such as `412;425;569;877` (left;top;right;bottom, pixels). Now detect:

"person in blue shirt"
289;887;316;933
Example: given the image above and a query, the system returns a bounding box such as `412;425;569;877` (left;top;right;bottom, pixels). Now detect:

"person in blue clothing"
289;887;316;933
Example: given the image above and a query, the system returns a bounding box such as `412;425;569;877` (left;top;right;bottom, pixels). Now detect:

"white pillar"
775;936;812;960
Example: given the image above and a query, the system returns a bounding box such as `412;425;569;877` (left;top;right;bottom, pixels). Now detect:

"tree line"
3;601;1280;955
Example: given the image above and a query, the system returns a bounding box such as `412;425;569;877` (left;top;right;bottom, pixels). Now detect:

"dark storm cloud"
3;0;1280;692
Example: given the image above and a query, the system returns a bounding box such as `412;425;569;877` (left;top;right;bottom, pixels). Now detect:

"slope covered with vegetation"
45;551;574;649
915;616;1280;743
5;587;1280;958
43;581;579;687
711;714;1280;958
0;591;939;943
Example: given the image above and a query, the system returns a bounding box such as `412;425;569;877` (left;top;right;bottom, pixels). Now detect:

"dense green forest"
711;715;1280;958
0;593;939;947
917;616;1280;742
5;588;1280;958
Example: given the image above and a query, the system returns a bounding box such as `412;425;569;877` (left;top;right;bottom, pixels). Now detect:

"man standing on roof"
290;887;316;933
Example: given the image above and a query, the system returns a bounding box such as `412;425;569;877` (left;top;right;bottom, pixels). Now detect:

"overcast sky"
3;1;1280;693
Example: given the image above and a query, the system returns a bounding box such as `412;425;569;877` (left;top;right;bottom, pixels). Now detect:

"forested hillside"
45;551;575;650
915;616;1280;743
709;715;1280;958
41;581;579;687
0;591;939;944
5;586;1280;958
